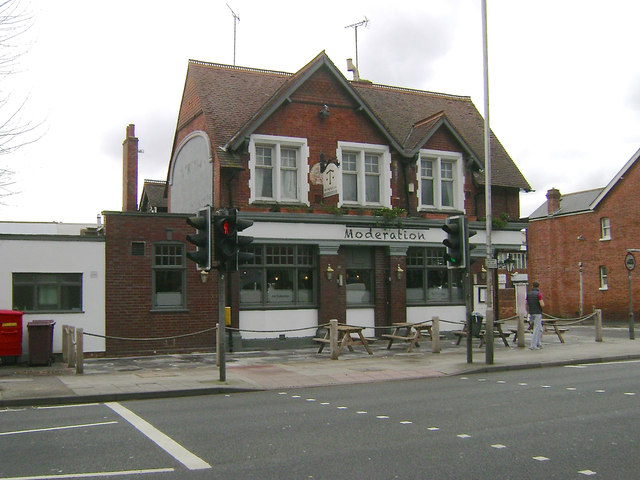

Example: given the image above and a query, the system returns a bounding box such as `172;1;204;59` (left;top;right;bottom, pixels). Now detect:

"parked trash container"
0;310;23;364
470;312;484;338
27;320;55;366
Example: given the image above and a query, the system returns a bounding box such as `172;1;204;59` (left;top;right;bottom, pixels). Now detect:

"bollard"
216;324;221;367
595;309;603;342
329;319;339;360
517;313;526;348
68;326;76;368
62;325;69;363
75;328;84;374
431;316;441;353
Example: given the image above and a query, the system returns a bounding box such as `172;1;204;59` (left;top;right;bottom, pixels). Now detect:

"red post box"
0;310;23;363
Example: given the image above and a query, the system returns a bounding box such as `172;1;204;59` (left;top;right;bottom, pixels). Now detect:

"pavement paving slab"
1;326;640;407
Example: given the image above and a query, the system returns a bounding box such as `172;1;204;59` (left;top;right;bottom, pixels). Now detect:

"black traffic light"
186;207;212;271
213;208;254;271
442;215;466;269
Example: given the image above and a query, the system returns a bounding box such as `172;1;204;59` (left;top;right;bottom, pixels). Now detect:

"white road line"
105;402;210;471
578;469;597;476
0;421;117;436
0;467;174;479
35;404;99;410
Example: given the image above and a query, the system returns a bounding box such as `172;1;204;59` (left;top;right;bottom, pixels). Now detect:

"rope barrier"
83;327;216;342
82;311;599;343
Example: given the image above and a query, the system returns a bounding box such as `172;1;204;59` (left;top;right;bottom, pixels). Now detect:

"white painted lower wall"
345;308;375;337
407;305;467;332
239;309;318;339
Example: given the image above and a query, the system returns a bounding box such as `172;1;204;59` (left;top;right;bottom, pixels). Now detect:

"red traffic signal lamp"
186;207;212;271
214;208;254;270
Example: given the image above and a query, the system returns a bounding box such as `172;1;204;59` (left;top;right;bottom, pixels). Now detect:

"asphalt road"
1;360;639;479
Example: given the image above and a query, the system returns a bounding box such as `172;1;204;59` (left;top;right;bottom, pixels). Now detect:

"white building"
0;221;105;359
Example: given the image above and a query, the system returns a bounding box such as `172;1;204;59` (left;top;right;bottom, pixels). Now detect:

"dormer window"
249;135;310;205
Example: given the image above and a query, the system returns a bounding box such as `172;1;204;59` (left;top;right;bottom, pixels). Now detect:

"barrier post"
595;309;603;342
431;317;441;353
62;325;69;363
216;324;221;367
329;319;338;360
75;328;84;374
517;313;526;348
68;326;76;368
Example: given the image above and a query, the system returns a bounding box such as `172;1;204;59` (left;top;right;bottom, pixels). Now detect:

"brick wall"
104;211;219;356
528;159;640;321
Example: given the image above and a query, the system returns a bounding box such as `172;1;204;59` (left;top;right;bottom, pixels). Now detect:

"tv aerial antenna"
345;17;369;74
227;3;240;65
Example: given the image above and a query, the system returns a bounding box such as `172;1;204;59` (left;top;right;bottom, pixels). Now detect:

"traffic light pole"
218;270;226;382
482;0;494;365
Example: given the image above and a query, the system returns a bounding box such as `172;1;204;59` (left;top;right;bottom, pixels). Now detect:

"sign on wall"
322;163;339;198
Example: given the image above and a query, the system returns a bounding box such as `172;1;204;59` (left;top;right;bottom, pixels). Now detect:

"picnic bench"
454;319;510;347
510;319;568;343
382;322;432;353
314;323;373;356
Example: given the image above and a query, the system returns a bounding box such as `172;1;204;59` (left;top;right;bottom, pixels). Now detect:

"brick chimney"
546;188;561;215
122;124;139;212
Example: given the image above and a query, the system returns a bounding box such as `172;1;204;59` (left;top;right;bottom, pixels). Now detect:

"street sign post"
626;252;636;339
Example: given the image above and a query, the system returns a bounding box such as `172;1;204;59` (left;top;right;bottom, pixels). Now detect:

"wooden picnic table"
314;324;373;356
455;319;510;347
382;322;432;353
510;319;568;343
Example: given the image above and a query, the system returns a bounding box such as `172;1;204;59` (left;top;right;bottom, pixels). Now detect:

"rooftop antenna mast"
227;3;240;65
345;17;368;74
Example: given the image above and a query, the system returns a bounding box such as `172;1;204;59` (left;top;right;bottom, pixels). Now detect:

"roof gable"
589;146;640;209
178;52;531;191
224;51;403;153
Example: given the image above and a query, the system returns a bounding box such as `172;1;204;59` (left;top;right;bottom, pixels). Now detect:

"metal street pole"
482;0;494;364
218;270;226;381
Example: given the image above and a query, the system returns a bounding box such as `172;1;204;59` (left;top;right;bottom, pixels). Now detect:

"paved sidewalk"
1;326;639;407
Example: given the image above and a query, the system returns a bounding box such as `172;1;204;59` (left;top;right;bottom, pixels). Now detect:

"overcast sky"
1;0;639;223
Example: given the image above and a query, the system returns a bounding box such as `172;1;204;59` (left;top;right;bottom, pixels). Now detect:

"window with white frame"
337;141;391;207
153;243;186;308
248;135;309;204
600;217;611;240
599;266;608;290
417;149;464;211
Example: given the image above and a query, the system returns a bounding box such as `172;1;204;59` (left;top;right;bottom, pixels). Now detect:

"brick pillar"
122;124;139;212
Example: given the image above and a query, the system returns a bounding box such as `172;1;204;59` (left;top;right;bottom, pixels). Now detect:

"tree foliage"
0;0;41;203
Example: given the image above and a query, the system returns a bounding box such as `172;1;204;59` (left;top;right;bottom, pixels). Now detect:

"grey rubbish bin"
28;320;55;366
470;313;484;338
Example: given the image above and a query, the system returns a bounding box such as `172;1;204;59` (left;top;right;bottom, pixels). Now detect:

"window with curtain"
338;141;391;207
249;135;309;205
239;244;317;307
344;247;374;306
406;247;464;304
418;149;463;211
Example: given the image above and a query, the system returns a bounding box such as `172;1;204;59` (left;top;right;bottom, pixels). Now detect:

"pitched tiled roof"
139;179;168;212
182;52;531;190
528;188;604;220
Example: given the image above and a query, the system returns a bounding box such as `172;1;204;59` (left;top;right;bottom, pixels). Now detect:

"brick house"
104;52;530;355
527;147;640;321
